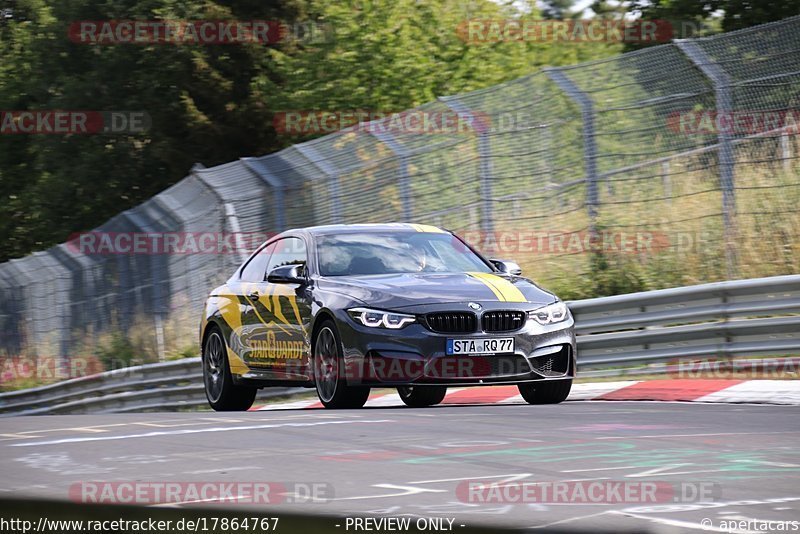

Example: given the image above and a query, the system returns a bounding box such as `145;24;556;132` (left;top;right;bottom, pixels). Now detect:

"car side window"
240;242;276;282
266;237;307;276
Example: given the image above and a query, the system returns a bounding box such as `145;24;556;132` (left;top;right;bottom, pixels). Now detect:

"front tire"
398;385;447;407
203;326;257;411
313;320;370;409
518;379;572;404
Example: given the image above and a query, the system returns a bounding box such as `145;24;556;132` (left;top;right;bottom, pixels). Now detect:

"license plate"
446;338;514;355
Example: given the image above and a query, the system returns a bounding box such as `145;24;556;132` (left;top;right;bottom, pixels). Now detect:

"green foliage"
262;0;620;132
540;0;577;20
168;345;199;361
92;332;138;371
625;0;800;48
0;0;295;262
1;0;794;279
0;0;622;265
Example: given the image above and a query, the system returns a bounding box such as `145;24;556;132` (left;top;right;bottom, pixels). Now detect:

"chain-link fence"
1;16;798;368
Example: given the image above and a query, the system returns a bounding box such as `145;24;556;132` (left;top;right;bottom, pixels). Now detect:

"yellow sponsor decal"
227;346;250;375
236;282;306;334
249;331;305;360
216;282;308;369
467;272;527;302
408;223;445;233
216;285;243;333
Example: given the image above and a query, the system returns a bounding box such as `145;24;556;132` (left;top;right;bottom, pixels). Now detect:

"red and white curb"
251;379;800;411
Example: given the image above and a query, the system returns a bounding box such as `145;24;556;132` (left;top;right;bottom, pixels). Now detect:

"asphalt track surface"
1;401;799;532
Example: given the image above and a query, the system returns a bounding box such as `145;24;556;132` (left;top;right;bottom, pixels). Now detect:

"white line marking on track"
407;473;532;484
184;466;254;475
528;511;612;529
332;484;448;501
595;431;800;440
561;465;647;473
152;494;251;507
10;419;393;447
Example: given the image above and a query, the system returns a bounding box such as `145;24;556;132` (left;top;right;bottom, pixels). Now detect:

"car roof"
284;223;449;237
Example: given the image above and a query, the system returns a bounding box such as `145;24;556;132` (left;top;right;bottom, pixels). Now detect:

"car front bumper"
334;305;577;387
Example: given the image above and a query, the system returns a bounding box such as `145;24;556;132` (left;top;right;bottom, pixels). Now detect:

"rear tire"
203;326;257;411
518;379;572;404
398;385;447;407
313;320;370;409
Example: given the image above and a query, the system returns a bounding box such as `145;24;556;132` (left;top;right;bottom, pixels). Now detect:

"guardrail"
1;274;798;415
0;358;304;416
569;274;800;368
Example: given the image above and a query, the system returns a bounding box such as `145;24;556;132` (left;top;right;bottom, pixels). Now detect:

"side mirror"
267;264;305;284
490;259;522;276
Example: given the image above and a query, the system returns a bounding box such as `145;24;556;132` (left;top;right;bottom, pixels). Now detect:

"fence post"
241;157;286;232
438;96;495;236
295;144;343;224
781;131;792;174
676;39;737;279
223;203;249;267
661;161;672;203
122;209;169;362
544;68;599;235
369;129;413;221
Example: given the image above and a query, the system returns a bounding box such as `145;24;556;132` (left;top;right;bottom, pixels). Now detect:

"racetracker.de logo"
459;230;671;255
66;232;279;255
457;19;674;44
68;20;332;45
456;480;720;504
668;357;800;379
667;109;800;135
0;111;150;135
69;481;333;504
273;110;491;136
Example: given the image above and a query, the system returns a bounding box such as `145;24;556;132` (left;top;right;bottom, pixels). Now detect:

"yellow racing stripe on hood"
409;223;445;233
468;272;527;302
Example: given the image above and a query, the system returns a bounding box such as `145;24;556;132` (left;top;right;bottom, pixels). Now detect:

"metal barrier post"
676;39;738;279
439;96;495;236
370;129;413;221
295;144;343;224
544;68;599;233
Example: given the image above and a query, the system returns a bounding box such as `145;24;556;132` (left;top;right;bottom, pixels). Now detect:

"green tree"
626;0;800;45
540;0;575;19
0;0;621;262
0;0;296;261
261;0;620;141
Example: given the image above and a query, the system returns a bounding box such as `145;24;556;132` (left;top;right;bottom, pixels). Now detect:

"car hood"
316;272;557;310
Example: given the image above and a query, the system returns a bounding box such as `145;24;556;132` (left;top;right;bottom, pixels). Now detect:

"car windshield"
317;232;493;276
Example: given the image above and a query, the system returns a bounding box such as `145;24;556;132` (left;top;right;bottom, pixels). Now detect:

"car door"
237;241;277;374
260;237;313;381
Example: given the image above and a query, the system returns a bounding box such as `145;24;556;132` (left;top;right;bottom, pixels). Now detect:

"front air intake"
425;312;477;334
482;310;526;332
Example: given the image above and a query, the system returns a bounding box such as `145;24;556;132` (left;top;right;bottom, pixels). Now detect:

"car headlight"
347;307;416;329
529;301;569;325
